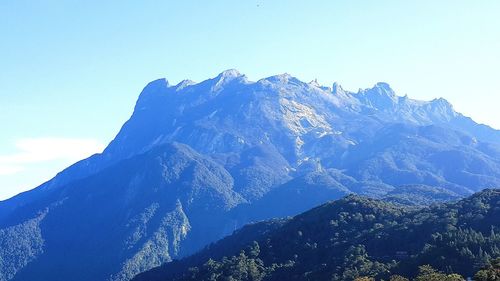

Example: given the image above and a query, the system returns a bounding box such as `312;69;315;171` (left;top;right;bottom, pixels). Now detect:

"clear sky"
1;0;499;200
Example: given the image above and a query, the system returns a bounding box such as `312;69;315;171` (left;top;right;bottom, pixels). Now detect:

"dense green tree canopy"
134;189;500;281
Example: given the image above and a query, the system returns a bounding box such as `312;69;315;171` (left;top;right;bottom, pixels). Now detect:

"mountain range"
1;70;499;281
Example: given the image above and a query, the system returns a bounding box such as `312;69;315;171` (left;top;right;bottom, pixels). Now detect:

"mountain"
1;70;499;281
133;189;500;281
1;143;245;281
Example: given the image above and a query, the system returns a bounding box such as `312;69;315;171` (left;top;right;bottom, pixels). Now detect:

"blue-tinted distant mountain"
0;70;499;281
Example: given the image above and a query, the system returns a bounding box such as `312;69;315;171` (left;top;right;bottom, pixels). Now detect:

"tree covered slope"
134;189;500;281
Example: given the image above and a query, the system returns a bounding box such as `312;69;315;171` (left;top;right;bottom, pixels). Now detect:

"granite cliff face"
1;70;499;281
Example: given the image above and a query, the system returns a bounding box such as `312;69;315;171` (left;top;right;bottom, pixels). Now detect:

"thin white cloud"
0;165;24;176
0;137;106;175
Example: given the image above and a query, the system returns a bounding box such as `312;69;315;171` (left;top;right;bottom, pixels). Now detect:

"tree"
354;277;375;281
414;265;464;281
474;257;500;281
340;245;390;280
389;275;409;281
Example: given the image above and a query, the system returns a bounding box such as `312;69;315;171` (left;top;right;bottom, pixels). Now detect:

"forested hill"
134;189;500;281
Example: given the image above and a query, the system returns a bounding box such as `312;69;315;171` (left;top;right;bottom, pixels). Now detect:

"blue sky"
1;0;499;200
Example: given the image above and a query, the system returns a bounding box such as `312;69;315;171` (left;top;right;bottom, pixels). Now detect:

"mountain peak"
134;78;170;110
355;82;398;109
374;82;396;96
431;97;453;107
211;69;246;91
260;73;303;86
332;82;345;95
146;78;170;89
217;69;242;79
308;79;320;87
175;79;196;91
428;97;457;119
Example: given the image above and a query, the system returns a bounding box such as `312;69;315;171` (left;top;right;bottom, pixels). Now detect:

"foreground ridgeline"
134;189;500;281
0;71;499;281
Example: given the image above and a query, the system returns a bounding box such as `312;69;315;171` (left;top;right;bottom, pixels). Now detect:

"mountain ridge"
0;70;499;281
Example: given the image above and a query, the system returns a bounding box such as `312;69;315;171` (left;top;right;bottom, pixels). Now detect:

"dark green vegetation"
474;258;500;281
134;189;500;281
